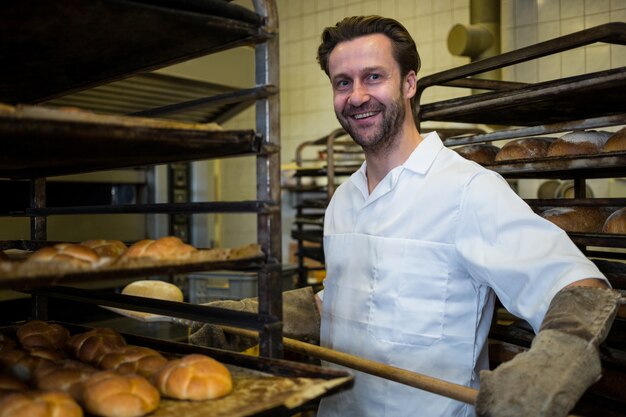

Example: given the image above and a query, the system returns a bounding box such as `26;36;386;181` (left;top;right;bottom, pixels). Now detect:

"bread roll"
603;207;626;234
547;130;612;157
17;320;70;350
122;236;197;260
81;371;160;417
121;280;183;303
96;346;168;378
0;349;52;382
0;390;83;417
454;143;500;165
153;354;232;400
26;347;66;362
602;127;626;153
66;329;126;365
33;360;97;400
81;239;128;258
26;243;100;268
495;137;555;161
0;374;28;391
541;207;613;233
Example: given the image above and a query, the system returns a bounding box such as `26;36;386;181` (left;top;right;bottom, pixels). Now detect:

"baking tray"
0;323;354;417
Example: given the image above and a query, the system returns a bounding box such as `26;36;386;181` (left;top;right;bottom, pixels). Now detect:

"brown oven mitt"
476;286;623;417
189;286;321;351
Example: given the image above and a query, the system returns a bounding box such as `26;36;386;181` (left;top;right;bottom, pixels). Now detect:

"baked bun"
0;374;28;391
26;243;100;268
80;240;128;258
33;360;97;400
81;371;160;417
547;130;612;157
0;349;52;382
454;143;500;165
96;346;168;378
602;127;626;153
495;137;555;161
0;391;83;417
26;347;66;362
66;328;126;365
153;354;232;400
122;280;183;302
122;237;197;260
603;207;626;234
541;207;613;233
17;320;70;350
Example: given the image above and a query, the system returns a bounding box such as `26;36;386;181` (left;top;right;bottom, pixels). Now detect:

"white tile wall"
219;0;626;251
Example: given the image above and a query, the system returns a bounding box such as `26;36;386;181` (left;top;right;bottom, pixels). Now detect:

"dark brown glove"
476;286;622;417
189;286;321;351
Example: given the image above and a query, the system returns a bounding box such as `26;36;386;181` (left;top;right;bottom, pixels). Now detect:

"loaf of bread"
0;348;53;382
454;143;500;165
96;346;168;378
495;137;555;161
33;359;97;400
80;239;128;258
541;207;613;233
602;127;626;153
122;237;197;260
66;328;126;365
17;320;70;350
81;371;160;417
26;347;66;362
153;354;232;401
547;130;612;157
121;280;183;303
25;243;101;268
603;207;626;234
0;390;83;417
0;374;28;391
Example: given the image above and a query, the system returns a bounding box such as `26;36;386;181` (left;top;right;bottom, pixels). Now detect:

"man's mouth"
352;111;378;120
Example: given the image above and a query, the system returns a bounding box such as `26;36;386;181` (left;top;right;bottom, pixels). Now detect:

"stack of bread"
0;320;233;417
8;236;262;278
454;143;500;165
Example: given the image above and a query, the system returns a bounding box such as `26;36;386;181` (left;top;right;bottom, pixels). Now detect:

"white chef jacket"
317;131;606;417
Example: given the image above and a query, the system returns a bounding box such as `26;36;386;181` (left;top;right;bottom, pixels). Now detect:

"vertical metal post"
574;178;587;198
31;293;49;321
254;0;282;358
30;177;47;240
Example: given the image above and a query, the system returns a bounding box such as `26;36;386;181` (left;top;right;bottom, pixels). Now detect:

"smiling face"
328;34;414;155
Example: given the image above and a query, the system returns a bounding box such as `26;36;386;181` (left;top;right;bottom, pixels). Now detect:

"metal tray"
0;323;354;417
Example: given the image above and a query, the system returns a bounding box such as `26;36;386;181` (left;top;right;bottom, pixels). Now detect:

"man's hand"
476;286;622;417
189;287;321;351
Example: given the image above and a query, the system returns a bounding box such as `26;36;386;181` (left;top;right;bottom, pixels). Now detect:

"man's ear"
403;70;417;100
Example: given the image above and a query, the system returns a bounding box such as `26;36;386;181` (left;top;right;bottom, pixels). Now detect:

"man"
313;15;621;417
190;15;621;417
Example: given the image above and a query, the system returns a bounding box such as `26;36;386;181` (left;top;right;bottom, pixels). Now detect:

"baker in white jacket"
190;15;622;417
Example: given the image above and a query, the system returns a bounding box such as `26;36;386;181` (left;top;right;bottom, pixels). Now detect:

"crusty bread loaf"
17;320;70;350
0;349;52;382
603;207;626;234
122;237;197;260
80;239;128;258
541;207;613;233
602;127;626;153
495;137;555;161
66;329;126;365
121;280;183;303
33;360;97;400
26;243;100;268
81;371;160;417
153;354;232;401
454;143;500;165
547;130;612;157
0;390;83;417
0;374;28;391
96;346;168;378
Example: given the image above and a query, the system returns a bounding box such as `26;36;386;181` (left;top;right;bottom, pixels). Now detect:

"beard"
336;91;406;156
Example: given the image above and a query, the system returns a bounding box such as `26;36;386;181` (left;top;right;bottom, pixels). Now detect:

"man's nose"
348;82;370;107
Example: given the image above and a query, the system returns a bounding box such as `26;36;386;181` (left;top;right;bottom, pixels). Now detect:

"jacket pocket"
368;237;452;346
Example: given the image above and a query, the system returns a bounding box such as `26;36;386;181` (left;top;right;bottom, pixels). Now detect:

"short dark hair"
317;15;421;79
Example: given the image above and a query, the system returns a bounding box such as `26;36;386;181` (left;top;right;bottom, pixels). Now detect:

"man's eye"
335;80;350;89
369;74;381;80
